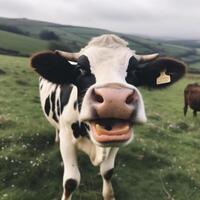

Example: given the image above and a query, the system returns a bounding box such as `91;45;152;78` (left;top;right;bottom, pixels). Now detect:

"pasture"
0;54;200;200
0;30;48;56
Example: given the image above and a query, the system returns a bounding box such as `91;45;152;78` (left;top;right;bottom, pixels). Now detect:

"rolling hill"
0;30;48;56
0;17;199;72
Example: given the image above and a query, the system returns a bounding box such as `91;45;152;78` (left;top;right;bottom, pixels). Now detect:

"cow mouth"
89;119;132;143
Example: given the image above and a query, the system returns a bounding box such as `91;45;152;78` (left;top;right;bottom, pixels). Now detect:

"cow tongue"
91;121;131;143
95;123;130;135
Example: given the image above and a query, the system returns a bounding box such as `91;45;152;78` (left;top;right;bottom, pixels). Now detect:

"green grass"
1;55;200;200
0;30;48;56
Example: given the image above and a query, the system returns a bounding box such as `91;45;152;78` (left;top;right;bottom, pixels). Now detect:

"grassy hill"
167;40;200;73
1;54;200;200
0;30;48;56
0;17;111;52
0;17;199;72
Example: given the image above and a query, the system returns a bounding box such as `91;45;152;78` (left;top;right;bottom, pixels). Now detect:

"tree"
48;41;72;51
48;41;81;52
39;30;60;41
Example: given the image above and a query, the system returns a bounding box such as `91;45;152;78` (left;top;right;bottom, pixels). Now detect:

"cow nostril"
126;92;135;104
95;94;104;103
93;90;104;103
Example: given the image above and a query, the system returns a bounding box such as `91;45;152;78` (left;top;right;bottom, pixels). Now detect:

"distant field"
189;62;200;71
0;30;48;56
1;54;200;200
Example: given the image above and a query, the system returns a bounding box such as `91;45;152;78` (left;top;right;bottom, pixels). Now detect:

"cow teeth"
120;125;129;132
96;124;105;134
95;123;130;135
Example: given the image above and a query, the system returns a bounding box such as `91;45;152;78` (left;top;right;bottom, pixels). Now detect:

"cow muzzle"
87;83;138;145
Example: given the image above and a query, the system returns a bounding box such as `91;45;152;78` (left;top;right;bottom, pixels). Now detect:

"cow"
184;83;200;117
30;34;186;200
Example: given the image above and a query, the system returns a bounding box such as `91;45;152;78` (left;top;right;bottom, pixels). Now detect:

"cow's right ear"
30;51;79;84
126;56;186;88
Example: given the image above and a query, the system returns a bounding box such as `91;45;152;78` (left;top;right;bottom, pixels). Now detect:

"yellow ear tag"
156;70;171;85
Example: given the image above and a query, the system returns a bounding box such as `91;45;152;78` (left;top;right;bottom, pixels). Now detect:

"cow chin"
87;119;134;147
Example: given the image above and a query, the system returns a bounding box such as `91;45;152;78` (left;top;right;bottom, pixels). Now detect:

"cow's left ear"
126;57;186;88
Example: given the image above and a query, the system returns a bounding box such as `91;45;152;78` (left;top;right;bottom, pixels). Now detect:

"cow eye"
77;65;90;76
126;56;139;72
77;55;91;74
125;56;141;86
79;64;91;74
79;68;88;76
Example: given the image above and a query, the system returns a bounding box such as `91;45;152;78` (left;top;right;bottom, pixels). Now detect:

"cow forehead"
81;46;136;83
81;46;134;66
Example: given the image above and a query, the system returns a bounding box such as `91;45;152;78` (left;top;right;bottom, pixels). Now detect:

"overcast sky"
0;0;199;39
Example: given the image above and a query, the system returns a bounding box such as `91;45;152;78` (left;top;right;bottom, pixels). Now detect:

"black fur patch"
104;168;114;181
65;179;77;197
76;74;96;111
75;56;96;111
44;96;50;116
126;56;141;86
73;100;78;110
60;85;73;113
51;90;58;122
57;99;61;116
71;122;89;138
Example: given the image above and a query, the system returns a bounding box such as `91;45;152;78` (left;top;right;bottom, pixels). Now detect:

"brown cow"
184;83;200;117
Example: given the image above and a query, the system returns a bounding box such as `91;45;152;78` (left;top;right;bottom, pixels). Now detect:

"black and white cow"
30;34;186;200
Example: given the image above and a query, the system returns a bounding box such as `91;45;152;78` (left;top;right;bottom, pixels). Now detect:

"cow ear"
127;57;186;88
30;51;79;84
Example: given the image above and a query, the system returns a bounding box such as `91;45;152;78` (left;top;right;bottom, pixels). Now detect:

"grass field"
0;30;48;56
1;54;200;200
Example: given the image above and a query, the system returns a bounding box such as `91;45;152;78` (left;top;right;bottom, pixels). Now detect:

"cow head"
30;34;186;147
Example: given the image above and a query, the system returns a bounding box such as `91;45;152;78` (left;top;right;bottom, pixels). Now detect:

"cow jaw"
89;119;133;146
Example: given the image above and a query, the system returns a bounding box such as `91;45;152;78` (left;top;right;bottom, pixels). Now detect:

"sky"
0;0;199;39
